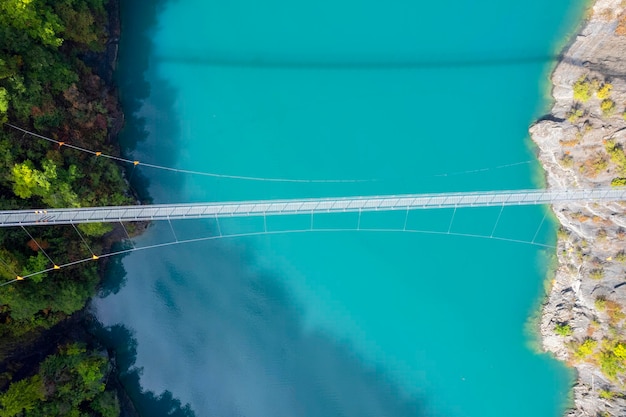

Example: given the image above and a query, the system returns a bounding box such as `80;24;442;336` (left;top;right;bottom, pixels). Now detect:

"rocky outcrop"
532;1;626;415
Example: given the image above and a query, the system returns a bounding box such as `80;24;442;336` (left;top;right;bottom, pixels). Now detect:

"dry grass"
560;138;581;147
616;12;626;36
606;300;626;326
574;212;591;222
579;153;609;177
599;9;614;21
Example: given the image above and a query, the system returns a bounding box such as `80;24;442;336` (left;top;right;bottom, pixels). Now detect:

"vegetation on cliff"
532;2;626;413
0;0;133;414
0;343;119;417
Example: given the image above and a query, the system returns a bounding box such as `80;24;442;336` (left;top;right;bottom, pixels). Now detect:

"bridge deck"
1;188;624;227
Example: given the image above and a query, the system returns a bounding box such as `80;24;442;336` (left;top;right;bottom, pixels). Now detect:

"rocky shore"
532;1;626;415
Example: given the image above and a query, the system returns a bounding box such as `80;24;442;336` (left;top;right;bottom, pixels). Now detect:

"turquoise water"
95;0;586;416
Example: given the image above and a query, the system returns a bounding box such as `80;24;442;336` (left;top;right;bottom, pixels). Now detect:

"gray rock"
532;1;626;415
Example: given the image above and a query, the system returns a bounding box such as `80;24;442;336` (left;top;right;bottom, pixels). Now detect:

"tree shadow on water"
103;2;447;416
98;242;130;297
92;323;196;417
93;232;447;417
114;0;184;202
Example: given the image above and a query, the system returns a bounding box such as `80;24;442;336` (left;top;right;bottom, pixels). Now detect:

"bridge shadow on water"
154;52;562;70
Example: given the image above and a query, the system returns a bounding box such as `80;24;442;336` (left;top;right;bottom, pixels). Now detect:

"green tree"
38;344;110;413
91;391;121;417
78;222;112;237
0;249;20;281
0;87;8;123
10;159;82;207
1;285;47;321
0;0;63;47
76;356;107;397
0;375;44;417
10;161;52;199
55;2;104;48
21;252;50;283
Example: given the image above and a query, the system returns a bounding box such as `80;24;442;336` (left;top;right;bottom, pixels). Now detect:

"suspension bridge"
0;187;625;227
2;124;626;285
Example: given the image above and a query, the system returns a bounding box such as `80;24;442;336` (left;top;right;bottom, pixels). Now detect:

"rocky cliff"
532;1;626;415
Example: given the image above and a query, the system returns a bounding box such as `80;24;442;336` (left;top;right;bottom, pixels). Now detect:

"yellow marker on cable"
53;265;61;270
133;161;140;166
95;152;102;156
16;276;24;281
58;142;65;147
92;255;99;260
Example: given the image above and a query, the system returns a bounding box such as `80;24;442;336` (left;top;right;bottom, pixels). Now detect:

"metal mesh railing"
1;187;624;227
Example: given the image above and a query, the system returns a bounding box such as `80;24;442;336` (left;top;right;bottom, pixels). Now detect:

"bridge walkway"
1;187;624;227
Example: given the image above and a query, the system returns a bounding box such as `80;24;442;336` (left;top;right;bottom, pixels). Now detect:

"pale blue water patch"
96;0;587;416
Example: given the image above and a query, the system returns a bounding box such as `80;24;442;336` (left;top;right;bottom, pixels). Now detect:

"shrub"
606;301;626;325
604;139;626;173
591;78;601;91
590;268;604;280
573;76;592;102
560;137;581;147
554;323;573;336
597;83;613;99
596;298;626;325
615;250;626;263
614;343;626;359
611;177;626;187
601;99;616;116
598;349;625;380
557;227;570;239
560;154;574;168
599;389;614;399
580;153;608;176
575;338;597;359
567;107;584;123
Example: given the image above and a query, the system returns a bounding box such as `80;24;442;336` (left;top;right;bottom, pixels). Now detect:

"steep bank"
0;0;141;415
532;1;626;415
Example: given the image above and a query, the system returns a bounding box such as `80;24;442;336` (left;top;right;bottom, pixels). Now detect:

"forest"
0;0;135;415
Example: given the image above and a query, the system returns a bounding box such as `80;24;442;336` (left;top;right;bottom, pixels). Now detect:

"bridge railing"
0;187;624;227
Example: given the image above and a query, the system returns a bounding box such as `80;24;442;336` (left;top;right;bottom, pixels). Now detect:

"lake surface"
95;1;587;416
